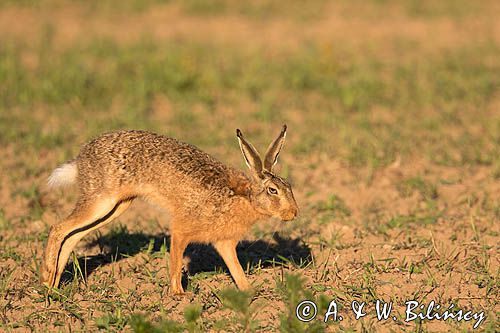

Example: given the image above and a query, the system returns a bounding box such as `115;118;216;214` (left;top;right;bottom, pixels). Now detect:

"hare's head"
236;125;298;221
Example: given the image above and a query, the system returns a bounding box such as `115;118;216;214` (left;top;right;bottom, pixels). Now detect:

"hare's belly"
179;217;252;244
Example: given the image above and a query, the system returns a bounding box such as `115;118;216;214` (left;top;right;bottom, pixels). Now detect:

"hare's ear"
236;129;263;178
264;124;287;172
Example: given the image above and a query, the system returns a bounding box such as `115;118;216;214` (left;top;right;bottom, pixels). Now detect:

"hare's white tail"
47;162;78;188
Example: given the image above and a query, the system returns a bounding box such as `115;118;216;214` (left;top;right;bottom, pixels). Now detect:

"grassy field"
0;0;499;331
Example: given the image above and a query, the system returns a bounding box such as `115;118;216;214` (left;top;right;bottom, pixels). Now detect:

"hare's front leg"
42;196;132;288
214;240;251;291
169;233;188;294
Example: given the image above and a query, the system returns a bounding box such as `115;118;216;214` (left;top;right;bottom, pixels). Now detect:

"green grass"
180;0;328;20
1;37;498;170
397;177;438;201
314;194;352;224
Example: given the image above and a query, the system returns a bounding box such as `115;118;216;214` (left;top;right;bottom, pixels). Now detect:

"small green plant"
216;288;258;332
17;185;44;220
184;303;203;333
95;311;128;331
0;209;9;230
397;176;438;201
314;194;351;224
130;314;184;333
0;267;15;298
130;303;202;333
386;214;439;230
278;273;326;333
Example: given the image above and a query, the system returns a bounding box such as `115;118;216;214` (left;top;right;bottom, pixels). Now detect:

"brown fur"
41;127;298;294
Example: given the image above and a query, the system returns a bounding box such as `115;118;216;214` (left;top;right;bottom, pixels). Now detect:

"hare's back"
77;130;232;190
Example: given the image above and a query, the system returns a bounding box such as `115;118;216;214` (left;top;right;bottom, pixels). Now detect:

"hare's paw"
168;286;189;297
40;264;57;288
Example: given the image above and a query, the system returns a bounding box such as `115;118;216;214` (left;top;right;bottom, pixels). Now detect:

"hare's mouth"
281;209;298;221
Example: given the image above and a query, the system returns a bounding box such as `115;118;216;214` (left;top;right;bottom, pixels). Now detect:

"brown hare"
41;125;298;294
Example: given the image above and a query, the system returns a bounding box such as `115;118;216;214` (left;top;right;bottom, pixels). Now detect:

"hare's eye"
267;187;278;195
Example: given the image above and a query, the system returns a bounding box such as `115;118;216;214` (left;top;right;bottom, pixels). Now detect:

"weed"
216;288;258;332
0;209;9;231
129;303;202;332
314;194;351;224
278;273;326;333
397;177;438;201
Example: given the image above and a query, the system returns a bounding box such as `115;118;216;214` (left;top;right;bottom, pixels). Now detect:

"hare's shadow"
61;227;312;288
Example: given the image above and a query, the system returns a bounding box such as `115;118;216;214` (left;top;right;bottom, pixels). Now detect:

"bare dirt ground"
0;1;498;332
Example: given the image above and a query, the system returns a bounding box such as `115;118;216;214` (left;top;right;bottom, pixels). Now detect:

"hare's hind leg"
214;240;251;291
42;196;133;288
